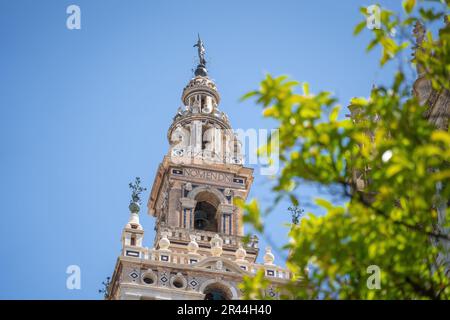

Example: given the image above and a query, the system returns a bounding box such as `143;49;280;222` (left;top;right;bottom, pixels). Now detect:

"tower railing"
155;225;259;251
121;245;291;280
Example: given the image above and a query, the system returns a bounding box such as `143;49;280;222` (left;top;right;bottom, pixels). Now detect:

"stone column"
167;181;182;227
214;125;222;158
190;120;203;155
204;96;213;113
218;203;234;235
180;197;196;229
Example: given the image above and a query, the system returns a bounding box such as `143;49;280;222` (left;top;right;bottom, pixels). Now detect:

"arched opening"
202;125;213;152
194;201;217;231
203;283;232;300
193;191;220;232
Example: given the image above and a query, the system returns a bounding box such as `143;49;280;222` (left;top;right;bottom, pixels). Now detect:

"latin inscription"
183;168;233;183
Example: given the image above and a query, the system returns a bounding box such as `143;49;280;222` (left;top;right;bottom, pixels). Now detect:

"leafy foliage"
240;269;272;300
239;0;450;299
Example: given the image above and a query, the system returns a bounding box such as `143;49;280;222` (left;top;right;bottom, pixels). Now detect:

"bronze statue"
193;34;206;66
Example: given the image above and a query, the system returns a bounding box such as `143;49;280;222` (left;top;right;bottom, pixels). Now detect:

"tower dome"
166;36;243;165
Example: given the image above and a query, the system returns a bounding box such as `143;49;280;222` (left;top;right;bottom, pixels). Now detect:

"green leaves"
315;198;334;211
403;0;416;14
240;90;259;101
235;198;264;233
355;5;415;66
239;0;450;300
353;20;366;36
239;269;271;300
415;28;450;91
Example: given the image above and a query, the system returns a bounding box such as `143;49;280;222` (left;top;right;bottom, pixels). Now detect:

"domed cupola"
182;76;221;113
167;35;242;165
171;35;227;126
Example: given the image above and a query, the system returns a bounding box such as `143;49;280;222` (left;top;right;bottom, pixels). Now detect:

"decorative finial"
193;34;208;77
187;234;199;254
288;206;304;225
158;231;171;251
98;276;111;299
210;234;223;257
128;177;146;213
263;246;275;265
235;243;247;261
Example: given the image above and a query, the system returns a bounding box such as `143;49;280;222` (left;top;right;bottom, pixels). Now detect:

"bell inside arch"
194;210;209;230
193;200;218;232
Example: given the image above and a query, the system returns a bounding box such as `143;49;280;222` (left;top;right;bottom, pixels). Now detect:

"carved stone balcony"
120;245;291;281
154;225;259;254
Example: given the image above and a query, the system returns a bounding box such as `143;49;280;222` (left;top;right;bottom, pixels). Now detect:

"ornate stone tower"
107;37;290;300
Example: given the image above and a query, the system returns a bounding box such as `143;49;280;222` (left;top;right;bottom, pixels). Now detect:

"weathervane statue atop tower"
193;34;208;77
193;34;206;66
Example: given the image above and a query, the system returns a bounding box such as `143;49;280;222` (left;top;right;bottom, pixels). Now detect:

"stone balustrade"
121;243;291;280
156;226;259;251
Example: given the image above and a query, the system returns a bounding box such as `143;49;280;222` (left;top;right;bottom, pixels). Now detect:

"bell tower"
107;37;290;300
148;35;256;261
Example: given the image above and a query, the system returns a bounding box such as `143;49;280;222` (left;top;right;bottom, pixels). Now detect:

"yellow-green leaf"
403;0;416;14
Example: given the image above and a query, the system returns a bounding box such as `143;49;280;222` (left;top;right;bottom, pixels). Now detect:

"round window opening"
173;279;184;288
143;277;154;285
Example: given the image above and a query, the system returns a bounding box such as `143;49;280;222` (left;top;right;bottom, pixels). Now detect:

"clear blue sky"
0;0;406;299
